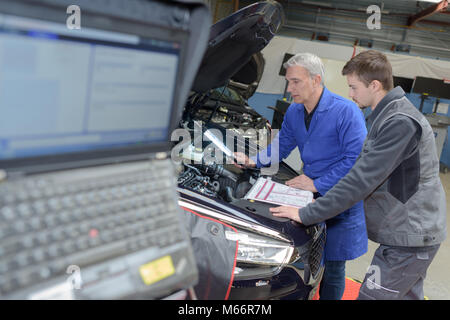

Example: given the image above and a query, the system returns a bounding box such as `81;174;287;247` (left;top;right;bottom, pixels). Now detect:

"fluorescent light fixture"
301;1;333;7
418;0;445;3
358;7;390;14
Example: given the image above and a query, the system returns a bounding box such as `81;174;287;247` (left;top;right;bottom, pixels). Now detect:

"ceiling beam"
275;0;450;28
408;0;449;26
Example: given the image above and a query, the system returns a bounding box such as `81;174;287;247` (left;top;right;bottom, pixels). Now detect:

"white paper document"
244;177;314;208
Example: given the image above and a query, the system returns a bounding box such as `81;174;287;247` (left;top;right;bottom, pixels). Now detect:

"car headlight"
225;229;294;266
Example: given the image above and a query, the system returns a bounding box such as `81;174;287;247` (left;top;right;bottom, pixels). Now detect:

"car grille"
304;223;326;283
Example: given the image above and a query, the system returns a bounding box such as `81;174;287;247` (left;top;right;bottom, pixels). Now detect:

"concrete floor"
346;173;450;300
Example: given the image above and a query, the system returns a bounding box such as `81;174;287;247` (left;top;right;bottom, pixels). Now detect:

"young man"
235;53;368;300
271;50;447;300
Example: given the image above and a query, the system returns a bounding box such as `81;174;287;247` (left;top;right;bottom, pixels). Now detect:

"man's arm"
252;108;297;168
313;106;367;195
297;116;420;225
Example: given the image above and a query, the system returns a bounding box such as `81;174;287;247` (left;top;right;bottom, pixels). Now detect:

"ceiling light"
417;0;446;3
301;1;333;7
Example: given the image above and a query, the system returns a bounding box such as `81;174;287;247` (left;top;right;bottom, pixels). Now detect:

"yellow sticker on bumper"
139;255;175;286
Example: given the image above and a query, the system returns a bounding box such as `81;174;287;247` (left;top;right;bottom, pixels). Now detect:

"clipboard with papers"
244;177;314;208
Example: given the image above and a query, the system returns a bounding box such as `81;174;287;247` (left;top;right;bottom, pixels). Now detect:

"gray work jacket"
299;86;447;247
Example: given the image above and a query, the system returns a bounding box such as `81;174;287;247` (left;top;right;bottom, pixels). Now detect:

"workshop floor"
345;172;450;300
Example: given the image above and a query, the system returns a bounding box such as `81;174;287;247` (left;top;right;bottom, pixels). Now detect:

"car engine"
177;87;278;205
178;160;257;201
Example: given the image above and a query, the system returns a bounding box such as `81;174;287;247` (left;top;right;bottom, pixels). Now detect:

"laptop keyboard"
0;161;183;296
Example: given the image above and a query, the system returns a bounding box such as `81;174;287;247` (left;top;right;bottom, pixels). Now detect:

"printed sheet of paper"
245;177;313;208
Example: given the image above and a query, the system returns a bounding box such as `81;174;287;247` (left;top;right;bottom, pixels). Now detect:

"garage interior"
207;0;450;300
0;0;449;302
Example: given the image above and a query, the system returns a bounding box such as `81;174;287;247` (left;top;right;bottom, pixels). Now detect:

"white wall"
258;36;450;97
321;58;349;99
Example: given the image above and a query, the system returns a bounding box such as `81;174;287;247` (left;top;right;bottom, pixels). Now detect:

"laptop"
0;0;210;299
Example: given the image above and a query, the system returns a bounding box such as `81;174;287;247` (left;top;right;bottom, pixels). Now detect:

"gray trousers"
357;244;440;300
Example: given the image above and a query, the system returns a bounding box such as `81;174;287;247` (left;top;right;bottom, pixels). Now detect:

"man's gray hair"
283;53;325;86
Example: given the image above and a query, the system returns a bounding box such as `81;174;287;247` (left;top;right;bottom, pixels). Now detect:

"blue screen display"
0;15;180;160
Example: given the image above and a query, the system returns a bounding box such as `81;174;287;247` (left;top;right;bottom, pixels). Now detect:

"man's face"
285;65;317;104
346;73;373;109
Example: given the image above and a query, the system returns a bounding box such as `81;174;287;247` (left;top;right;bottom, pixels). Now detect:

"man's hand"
270;206;302;223
285;174;317;192
233;152;256;169
270;199;315;223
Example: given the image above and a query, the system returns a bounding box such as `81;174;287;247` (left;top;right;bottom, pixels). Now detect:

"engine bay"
178;161;257;201
176;88;294;213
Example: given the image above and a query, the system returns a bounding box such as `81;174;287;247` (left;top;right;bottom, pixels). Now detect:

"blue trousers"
319;260;346;300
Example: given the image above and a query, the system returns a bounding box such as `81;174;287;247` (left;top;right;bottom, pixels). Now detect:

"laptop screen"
0;14;180;162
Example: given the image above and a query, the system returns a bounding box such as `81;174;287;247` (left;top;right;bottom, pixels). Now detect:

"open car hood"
228;52;265;100
192;0;284;93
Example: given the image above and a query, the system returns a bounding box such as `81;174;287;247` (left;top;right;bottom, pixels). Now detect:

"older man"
235;53;368;300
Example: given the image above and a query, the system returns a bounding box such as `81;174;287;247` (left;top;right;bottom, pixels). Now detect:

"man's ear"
371;80;383;92
314;74;322;87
